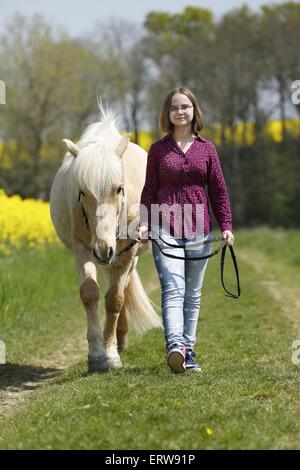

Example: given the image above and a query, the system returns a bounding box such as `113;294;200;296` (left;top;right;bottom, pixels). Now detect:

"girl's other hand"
222;230;234;246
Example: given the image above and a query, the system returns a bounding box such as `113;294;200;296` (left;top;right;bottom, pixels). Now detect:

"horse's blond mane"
70;104;123;200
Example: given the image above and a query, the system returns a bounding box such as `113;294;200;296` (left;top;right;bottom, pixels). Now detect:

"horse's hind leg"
74;241;108;373
117;257;136;352
104;256;133;367
117;304;128;352
104;287;125;368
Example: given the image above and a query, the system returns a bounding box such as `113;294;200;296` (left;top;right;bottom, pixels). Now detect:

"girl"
136;87;234;373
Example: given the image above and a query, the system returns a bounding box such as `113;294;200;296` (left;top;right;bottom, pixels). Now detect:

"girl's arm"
207;143;233;233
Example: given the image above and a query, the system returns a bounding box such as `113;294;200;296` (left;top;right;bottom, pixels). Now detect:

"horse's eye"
117;185;124;194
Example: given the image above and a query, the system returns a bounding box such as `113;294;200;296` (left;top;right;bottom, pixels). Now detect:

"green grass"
0;229;299;449
237;226;300;268
0;245;85;362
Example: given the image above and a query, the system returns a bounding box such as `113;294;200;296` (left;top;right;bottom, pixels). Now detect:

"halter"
77;163;136;257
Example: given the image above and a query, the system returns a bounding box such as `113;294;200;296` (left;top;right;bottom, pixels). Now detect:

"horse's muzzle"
93;247;114;265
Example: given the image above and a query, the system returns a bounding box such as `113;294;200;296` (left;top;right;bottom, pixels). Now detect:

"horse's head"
64;131;130;265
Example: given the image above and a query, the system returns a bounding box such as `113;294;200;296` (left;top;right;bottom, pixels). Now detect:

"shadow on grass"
0;363;61;391
52;362;167;385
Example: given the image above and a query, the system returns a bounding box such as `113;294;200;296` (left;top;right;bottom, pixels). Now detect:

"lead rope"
148;234;241;299
220;244;241;299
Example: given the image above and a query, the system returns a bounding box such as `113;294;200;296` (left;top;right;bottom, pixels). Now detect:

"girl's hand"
135;225;149;244
222;230;234;246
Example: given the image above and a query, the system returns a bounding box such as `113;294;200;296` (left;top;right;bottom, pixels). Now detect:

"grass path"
0;229;299;449
239;247;300;337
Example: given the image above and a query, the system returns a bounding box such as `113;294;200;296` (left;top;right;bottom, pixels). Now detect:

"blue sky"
1;0;284;36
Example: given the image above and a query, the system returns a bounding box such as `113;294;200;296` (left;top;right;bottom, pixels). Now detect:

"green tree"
260;2;300;142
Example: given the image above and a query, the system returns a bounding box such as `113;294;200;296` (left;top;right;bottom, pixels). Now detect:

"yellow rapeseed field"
132;119;300;150
0;189;58;255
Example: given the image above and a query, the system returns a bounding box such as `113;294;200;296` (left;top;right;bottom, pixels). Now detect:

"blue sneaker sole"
167;350;186;373
185;364;202;372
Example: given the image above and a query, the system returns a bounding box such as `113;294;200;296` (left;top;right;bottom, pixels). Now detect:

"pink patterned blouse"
139;132;233;239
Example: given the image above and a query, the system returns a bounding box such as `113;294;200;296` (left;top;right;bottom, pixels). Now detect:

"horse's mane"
70;104;123;199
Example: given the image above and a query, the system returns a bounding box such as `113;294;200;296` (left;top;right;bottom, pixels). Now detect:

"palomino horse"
50;107;162;372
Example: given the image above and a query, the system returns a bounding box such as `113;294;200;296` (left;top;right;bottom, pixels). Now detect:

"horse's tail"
124;267;162;334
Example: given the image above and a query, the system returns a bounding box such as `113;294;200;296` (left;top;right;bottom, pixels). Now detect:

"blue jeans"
151;226;213;349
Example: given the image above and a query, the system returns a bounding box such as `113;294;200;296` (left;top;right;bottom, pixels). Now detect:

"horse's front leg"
74;240;108;373
104;255;133;368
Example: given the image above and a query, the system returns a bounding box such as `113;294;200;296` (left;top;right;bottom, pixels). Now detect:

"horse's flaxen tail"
124;268;162;334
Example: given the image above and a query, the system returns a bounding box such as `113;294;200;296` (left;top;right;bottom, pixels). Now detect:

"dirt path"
0;328;87;418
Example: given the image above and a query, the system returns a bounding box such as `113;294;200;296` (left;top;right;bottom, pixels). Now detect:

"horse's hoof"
107;355;123;368
88;355;109;374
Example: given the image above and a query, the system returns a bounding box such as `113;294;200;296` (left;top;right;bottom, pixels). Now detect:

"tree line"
0;3;299;229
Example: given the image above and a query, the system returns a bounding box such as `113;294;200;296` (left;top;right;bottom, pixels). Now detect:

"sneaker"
166;343;186;373
185;349;202;372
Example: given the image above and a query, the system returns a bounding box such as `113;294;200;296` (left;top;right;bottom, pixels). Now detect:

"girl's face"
169;93;194;130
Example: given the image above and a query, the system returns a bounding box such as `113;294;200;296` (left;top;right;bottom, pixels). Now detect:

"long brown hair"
159;87;204;134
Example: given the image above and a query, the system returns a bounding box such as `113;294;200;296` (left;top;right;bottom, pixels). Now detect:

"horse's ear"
115;133;130;159
63;139;80;157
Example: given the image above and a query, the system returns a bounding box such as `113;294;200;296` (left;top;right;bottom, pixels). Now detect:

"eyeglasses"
169;104;193;113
